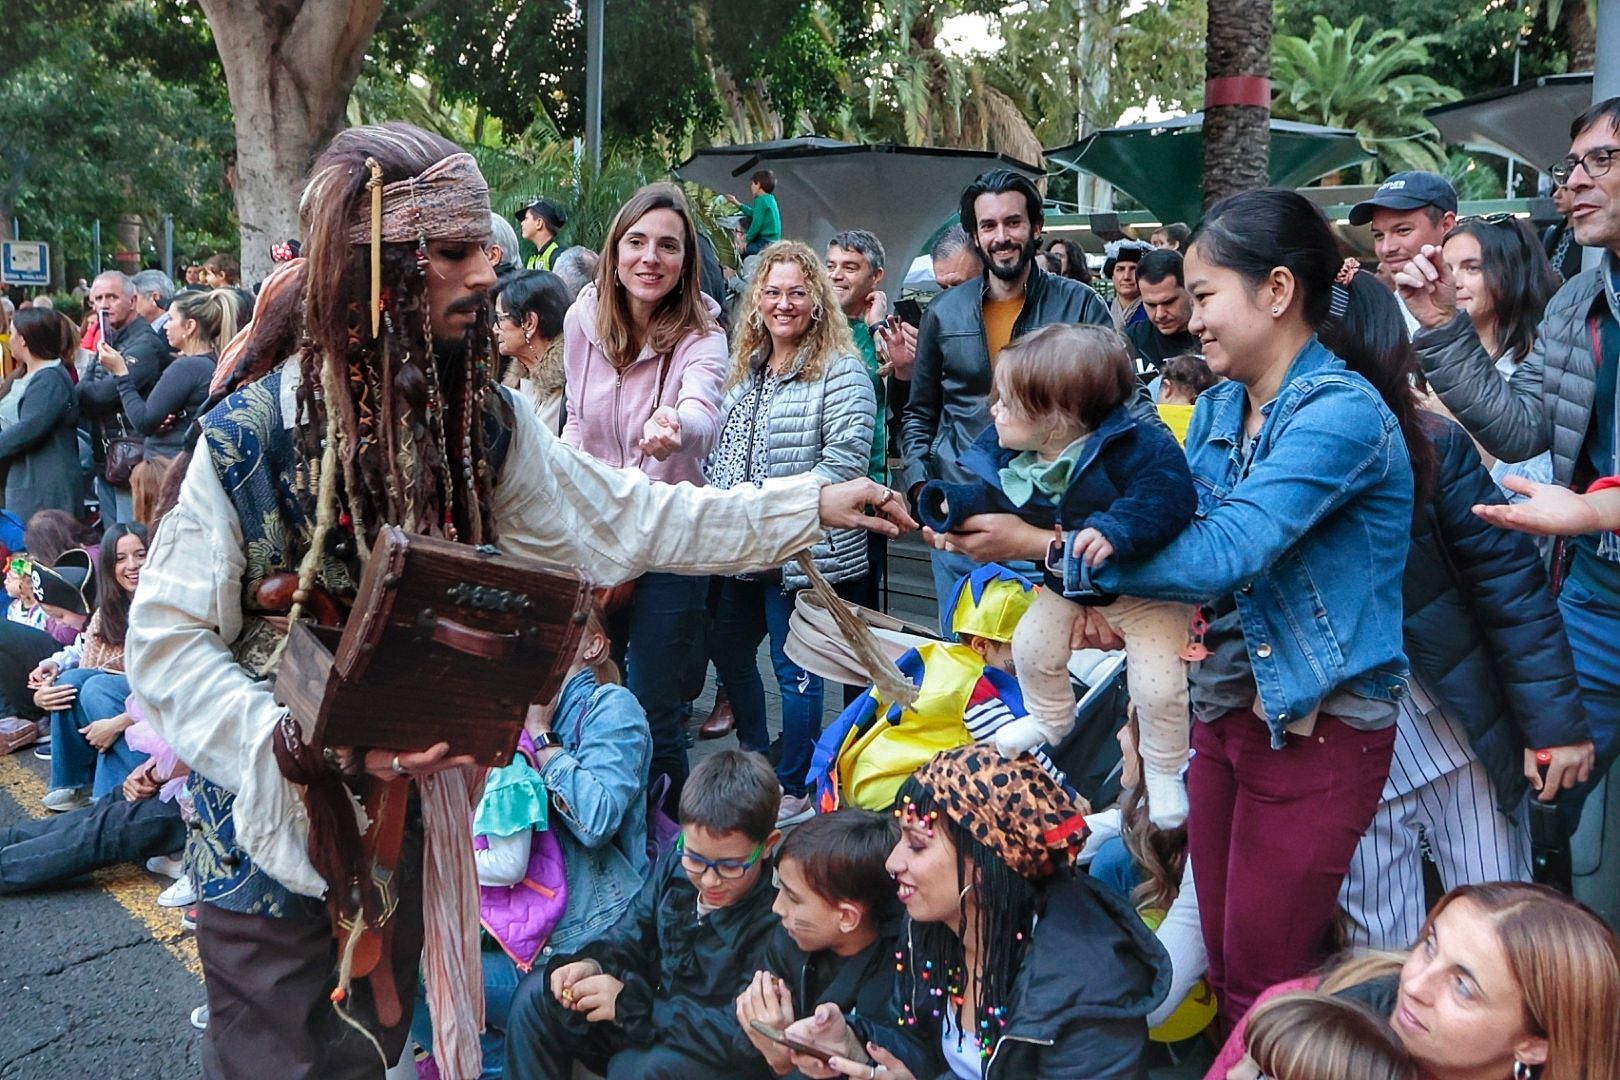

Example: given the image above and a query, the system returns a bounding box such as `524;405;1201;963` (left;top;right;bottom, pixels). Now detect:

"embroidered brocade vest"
185;366;515;917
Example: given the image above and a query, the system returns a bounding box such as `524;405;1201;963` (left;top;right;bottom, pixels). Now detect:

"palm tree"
1271;16;1462;179
1202;0;1272;210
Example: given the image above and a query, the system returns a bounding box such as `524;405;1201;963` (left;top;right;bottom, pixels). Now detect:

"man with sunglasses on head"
1398;97;1620;830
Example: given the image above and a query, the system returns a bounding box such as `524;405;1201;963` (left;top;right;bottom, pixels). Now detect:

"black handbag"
103;414;143;486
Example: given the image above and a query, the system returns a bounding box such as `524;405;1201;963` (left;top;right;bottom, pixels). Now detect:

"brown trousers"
194;834;424;1080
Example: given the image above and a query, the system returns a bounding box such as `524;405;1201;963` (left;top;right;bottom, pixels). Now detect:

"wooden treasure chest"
273;525;592;767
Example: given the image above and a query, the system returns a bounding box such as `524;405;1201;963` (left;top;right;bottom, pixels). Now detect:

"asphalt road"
0;750;203;1079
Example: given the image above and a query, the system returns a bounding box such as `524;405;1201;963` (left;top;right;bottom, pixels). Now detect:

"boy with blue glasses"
505;749;783;1079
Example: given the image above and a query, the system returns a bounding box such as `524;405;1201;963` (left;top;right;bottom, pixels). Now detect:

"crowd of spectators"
5;99;1620;1080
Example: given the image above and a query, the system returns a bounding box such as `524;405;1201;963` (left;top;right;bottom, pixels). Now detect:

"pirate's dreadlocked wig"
239;123;501;555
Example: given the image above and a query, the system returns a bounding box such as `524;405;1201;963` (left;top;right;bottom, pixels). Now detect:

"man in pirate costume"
125;123;909;1080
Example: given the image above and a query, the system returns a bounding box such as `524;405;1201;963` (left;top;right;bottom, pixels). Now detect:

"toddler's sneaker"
190;1005;209;1031
180;906;198;931
1144;767;1190;829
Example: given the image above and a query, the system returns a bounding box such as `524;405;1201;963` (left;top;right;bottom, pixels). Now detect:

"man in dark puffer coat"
1340;413;1593;948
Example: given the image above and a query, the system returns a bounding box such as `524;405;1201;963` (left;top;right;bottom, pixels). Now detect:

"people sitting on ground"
734;809;902;1077
1082;719;1212;1044
563;183;729;806
783;744;1169;1080
1104;239;1153;331
1333;267;1593;950
708;240;877;828
0;307;82;521
504;749;783;1080
0;549;93;744
1209;882;1620;1080
493;270;570;433
810;564;1043;813
1221;992;1417;1080
1154;353;1218;445
5;554;46;630
1127;248;1199;381
1437;216;1559;496
103;288;243;525
0;704;188;894
414;602;650;1079
33;523;147;812
916;324;1197;826
729;169;782;258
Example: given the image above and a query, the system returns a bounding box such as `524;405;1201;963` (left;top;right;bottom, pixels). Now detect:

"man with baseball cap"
518;198;567;270
1348;171;1459;332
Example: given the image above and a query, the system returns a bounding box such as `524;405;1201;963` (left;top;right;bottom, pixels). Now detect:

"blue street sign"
1;240;50;287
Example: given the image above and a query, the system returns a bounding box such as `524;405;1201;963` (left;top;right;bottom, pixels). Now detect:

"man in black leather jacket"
899;169;1112;630
78;270;172;524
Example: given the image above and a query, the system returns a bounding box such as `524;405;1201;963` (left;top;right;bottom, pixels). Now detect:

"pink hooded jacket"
560;283;728;485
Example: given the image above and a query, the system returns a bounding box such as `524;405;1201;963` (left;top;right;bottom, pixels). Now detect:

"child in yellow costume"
809;565;1062;812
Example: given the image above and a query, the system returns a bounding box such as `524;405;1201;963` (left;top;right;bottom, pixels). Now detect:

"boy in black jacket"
504;750;783;1080
735;809;902;1076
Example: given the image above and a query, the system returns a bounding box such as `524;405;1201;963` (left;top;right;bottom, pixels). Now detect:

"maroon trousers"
1188;709;1395;1028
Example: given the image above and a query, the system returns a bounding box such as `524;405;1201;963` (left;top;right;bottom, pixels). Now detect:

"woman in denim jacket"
925;191;1420;1030
528;608;652;962
1094;192;1428;1028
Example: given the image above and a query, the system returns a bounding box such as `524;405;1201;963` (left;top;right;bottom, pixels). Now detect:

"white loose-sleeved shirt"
126;361;827;899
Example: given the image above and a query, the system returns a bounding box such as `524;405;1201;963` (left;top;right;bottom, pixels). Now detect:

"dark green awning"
1047;112;1374;226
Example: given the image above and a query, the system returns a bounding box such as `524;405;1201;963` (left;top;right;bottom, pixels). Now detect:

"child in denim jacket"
918;324;1199;825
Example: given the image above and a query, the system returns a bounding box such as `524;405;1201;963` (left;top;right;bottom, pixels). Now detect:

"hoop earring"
1513;1062;1541;1080
958;882;974;902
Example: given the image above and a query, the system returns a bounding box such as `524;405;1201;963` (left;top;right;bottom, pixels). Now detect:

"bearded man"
126;123;906;1080
896;168;1110;632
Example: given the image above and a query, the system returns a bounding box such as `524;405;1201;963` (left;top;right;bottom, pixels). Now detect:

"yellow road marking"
0;752;202;979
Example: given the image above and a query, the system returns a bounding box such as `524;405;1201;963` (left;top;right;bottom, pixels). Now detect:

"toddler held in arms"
917;324;1198;826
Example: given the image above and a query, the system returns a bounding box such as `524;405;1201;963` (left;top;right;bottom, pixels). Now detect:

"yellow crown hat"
947;564;1035;644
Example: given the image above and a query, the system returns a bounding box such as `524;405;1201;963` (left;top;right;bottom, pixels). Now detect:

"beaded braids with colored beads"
889;744;1090;1063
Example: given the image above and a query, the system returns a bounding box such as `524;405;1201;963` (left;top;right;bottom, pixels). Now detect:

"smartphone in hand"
749;1020;839;1065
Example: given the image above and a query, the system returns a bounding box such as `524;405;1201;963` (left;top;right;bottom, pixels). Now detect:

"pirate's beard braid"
293;243;499;552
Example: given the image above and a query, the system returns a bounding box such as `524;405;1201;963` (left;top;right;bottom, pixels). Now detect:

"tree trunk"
1564;0;1596;72
199;0;386;286
1202;0;1272;212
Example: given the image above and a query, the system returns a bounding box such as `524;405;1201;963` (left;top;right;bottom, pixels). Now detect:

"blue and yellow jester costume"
810;565;1061;812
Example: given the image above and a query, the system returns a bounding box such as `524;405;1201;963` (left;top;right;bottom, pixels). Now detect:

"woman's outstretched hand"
819;479;917;537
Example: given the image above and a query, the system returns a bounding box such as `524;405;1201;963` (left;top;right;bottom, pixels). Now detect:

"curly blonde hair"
727;240;854;388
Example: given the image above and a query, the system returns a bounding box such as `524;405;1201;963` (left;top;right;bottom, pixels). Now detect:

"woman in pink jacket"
562;182;728;802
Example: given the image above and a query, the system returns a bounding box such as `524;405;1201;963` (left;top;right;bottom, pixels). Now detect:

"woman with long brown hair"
707;240;875;826
559;181;729;803
1212;882;1620;1080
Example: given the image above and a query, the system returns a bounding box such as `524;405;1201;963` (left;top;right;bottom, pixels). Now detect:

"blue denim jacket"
1096;337;1413;745
537;667;651;958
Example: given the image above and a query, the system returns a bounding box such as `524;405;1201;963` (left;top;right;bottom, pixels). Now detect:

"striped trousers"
1340;741;1531;951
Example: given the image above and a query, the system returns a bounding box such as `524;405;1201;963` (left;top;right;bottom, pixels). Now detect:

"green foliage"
1274;0;1568;100
1271;15;1463;178
0;0;236;283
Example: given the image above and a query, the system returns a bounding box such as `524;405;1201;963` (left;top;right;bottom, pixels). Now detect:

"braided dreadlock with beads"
288;123;500;555
891;773;1042;1064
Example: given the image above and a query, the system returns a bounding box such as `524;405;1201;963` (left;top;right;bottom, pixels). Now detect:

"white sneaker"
146;854;185;879
158;876;197;908
776;792;816;827
190;1005;209;1031
40;787;90;813
1143;767;1190;829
